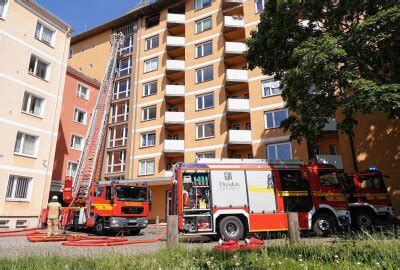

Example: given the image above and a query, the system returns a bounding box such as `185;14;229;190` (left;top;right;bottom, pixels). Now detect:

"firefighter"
47;195;62;237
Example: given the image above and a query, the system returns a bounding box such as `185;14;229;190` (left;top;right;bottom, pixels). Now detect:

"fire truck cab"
63;178;150;235
344;169;394;228
170;160;314;241
304;162;351;236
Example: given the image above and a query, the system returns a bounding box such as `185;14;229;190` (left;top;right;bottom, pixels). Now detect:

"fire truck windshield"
115;186;147;202
360;175;386;190
319;170;341;189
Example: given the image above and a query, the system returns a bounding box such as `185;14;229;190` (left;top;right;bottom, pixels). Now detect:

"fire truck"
170;160;314;241
304;162;351;236
344;168;394;228
62;178;150;235
57;33;150;235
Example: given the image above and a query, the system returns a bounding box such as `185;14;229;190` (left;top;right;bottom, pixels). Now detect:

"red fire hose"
61;228;166;247
0;228;42;238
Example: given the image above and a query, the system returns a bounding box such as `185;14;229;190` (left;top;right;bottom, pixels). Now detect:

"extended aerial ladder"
63;33;125;207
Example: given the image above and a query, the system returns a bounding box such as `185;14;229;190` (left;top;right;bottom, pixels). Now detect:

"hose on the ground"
0;228;42;237
61;228;166;247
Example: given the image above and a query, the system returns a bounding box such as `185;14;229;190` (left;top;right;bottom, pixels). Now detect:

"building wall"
0;0;70;228
51;68;100;194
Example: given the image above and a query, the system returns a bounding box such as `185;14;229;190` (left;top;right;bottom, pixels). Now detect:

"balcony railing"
167;13;185;24
163;139;185;153
315;155;343;170
165;85;185;97
323;118;338;131
164;170;174;178
224;16;245;28
227;98;250;113
226;69;248;82
225;42;246;54
164;111;185;124
166;60;185;71
228;130;252;144
167;36;185;47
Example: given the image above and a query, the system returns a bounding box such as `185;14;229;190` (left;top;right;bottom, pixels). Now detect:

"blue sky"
36;0;142;35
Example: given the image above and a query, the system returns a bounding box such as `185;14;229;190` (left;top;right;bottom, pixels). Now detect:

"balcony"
164;170;174;178
163;140;185;153
166;60;185;72
226;69;248;83
229;130;252;145
225;42;246;55
315;155;343;170
165;85;185;97
167;13;185;25
227;98;250;113
223;0;244;8
323;118;338;132
224;16;244;28
167;36;185;47
164;111;185;125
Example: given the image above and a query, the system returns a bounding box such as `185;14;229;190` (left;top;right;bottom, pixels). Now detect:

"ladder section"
72;33;125;202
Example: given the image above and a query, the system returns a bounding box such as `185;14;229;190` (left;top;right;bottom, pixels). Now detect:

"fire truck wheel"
94;220;105;236
219;216;244;241
355;211;373;228
129;229;141;236
312;213;335;237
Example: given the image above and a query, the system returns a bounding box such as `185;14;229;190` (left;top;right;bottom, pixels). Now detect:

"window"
113;79;130;100
0;220;9;229
195;16;212;34
255;0;268;13
195;41;212;58
21;92;44;117
267;142;292;160
262;79;283;97
139;159;155;175
319;170;340;188
117;58;132;77
28;55;50;80
119;36;133;55
144;58;158;73
77;84;89;100
66;162;78;177
73;108;87;124
14;132;38;157
34;22;55;46
68;49;73;58
143;81;157;97
145;35;159;50
107;150;126;173
196;92;214;110
145;14;160;29
195;65;213;83
140;132;156;147
196;151;215;159
6;175;32;201
195;0;211;10
142;106;157;121
108;125;127;147
265;109;288;129
196;121;215;139
110;102;129;123
16;220;28;228
329;144;337;155
0;0;9;19
70;135;84;150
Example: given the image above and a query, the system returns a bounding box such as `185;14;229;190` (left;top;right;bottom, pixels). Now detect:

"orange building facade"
50;66;100;197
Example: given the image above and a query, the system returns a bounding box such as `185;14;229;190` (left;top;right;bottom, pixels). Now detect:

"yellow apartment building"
0;0;71;228
68;0;399;221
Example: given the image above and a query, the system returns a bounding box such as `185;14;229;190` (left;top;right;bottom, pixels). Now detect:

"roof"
67;66;101;88
71;0;177;44
21;0;72;32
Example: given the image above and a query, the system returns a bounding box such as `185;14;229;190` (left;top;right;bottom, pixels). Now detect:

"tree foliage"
245;0;400;143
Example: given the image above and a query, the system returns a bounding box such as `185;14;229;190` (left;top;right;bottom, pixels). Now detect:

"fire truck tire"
94;220;105;236
312;213;335;237
129;229;141;236
219;216;244;241
354;211;374;228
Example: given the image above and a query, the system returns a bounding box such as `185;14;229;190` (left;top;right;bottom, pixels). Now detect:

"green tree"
245;0;400;145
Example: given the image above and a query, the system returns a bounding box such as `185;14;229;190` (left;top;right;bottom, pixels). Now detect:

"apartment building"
50;66;100;199
0;0;71;228
68;0;399;221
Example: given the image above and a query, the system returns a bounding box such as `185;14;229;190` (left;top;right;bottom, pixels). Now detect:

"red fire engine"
344;168;394;228
62;178;150;235
304;162;351;236
170;160;314;241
